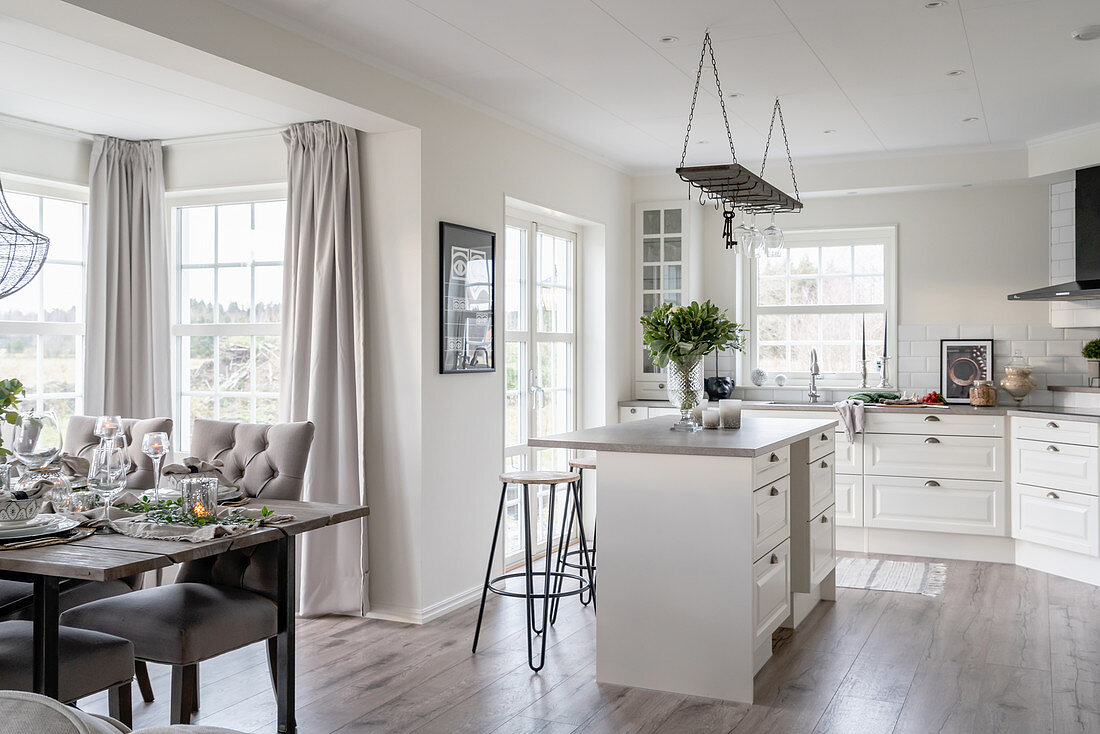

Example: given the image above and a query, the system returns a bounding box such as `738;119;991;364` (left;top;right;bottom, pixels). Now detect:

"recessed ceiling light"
727;92;743;99
1071;25;1100;41
823;129;837;134
962;183;973;187
659;35;679;44
947;69;966;76
696;139;709;145
962;116;980;122
925;1;946;7
846;191;858;195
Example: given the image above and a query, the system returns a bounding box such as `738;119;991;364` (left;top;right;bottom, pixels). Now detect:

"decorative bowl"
0;496;43;523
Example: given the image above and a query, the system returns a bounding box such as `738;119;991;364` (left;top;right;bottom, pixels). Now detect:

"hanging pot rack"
675;31;802;215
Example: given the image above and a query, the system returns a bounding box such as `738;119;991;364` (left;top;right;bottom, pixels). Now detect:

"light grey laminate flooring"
78;555;1100;733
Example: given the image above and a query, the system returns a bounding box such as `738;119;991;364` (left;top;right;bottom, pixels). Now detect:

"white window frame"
168;185;286;451
744;226;898;388
0;178;89;421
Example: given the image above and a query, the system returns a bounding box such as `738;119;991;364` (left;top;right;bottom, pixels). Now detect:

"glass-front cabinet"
634;201;701;399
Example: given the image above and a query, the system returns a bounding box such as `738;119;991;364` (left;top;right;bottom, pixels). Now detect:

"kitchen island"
530;414;839;703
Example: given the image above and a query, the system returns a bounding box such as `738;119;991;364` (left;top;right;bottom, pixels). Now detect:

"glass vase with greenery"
641;301;747;431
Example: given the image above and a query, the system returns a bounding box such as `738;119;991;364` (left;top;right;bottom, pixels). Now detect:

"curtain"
282;121;368;616
85;137;172;418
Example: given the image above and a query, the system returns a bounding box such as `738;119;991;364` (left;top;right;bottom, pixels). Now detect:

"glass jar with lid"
969;379;998;406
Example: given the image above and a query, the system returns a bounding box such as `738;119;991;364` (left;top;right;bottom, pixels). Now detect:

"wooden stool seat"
500;470;580;485
568;458;596;471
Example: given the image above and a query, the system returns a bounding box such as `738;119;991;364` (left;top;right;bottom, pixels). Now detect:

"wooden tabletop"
0;499;369;582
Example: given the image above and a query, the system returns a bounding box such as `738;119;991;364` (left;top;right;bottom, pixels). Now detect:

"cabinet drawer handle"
924;480;940;487
820;461;829;469
820;433;829;441
924;415;940;422
630;408;637;414
658;383;665;389
770;554;779;564
821;514;829;523
1047;421;1059;429
1046;445;1060;453
769;453;781;463
924;437;940;444
1047;491;1060;500
769;486;779;496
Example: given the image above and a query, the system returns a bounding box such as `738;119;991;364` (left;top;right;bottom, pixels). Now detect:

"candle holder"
877;356;892;389
858;360;871;389
181;477;218;521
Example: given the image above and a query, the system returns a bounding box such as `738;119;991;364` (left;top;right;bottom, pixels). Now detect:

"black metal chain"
679;31;737;169
760;97;801;203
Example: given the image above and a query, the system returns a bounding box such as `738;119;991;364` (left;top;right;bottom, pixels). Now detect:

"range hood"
1010;164;1100;301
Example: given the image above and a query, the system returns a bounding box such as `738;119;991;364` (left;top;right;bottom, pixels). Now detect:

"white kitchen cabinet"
809;506;836;586
752;476;791;562
834;435;862;474
1012;439;1099;496
1012;416;1099;446
864;411;1004;437
1012;483;1099;556
752;539;791;649
865;433;1004;482
809;430;834;463
754;445;791;489
619;406;647;423
834;474;863;527
808;456;836;519
865;475;1005;535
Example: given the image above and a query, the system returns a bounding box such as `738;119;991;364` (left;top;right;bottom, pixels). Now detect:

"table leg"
276;535;296;734
32;576;59;698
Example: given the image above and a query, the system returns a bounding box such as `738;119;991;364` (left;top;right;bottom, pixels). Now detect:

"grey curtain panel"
282;121;369;616
84;137;172;418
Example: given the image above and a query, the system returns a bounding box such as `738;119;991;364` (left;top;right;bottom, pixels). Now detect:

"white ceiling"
0;16;312;140
219;0;1100;173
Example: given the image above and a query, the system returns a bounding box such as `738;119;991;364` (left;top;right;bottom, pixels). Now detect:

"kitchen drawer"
809;455;836;519
753;539;791;648
1012;439;1099;497
835;474;863;527
1012;483;1099;556
865;475;1005;535
864;411;1003;437
619;406;648;423
834;436;862;474
1012;416;1099;447
809;506;836;586
647;407;681;418
864;433;1004;481
753;476;791;562
753;445;791;489
809;430;835;463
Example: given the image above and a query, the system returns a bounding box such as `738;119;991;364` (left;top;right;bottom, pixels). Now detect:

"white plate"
0;515;51;531
0;514;80;541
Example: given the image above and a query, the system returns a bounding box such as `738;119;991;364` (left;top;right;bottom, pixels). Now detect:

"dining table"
0;498;370;734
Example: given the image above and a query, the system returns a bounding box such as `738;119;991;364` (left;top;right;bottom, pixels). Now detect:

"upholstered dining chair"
60;419;315;726
1;416;173;708
0;690;244;733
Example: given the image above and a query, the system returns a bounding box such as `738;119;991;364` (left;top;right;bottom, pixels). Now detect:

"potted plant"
641;300;747;431
1084;339;1100;387
0;378;25;458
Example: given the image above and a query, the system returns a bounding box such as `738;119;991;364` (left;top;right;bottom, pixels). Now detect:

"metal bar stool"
550;457;597;624
472;470;595;672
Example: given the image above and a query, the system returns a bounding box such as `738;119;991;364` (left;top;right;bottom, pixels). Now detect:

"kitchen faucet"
808;348;821;404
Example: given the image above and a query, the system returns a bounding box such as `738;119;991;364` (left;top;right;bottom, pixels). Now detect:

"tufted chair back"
176;419;314;599
189;419;314;499
64;416;173;488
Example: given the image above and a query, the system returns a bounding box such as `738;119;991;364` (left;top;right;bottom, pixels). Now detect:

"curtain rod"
0;113;286;147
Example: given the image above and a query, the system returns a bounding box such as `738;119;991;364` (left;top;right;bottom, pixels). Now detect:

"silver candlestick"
877;356;892;389
858;359;870;389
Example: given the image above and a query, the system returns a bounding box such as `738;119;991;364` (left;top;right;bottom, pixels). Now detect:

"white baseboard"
366;584;482;625
1015;540;1100;586
836;527;1015;564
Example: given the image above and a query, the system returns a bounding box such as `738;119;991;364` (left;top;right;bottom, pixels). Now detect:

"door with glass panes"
503;218;578;565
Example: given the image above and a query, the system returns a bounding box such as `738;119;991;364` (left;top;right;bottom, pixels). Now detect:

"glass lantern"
181;477;218;520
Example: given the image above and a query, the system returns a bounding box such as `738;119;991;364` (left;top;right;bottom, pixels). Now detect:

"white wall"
163;134;285;191
0;121;90;187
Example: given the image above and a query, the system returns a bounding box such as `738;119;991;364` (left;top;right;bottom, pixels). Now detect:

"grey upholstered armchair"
61;419;315;726
0;690;243;733
64;416;173;489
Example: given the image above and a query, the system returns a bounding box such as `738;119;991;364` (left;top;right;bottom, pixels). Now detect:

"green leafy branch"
0;379;25;458
123;497;273;528
640;300;747;369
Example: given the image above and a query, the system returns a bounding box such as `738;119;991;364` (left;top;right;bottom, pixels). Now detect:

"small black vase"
705;376;734;401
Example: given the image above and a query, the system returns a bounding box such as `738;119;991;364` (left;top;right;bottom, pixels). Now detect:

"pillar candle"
719;399;743;429
702;408;721;429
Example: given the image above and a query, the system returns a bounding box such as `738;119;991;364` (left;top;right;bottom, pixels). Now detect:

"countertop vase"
667;357;705;432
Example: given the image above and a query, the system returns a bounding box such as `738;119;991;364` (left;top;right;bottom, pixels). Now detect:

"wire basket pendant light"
0;178;49;300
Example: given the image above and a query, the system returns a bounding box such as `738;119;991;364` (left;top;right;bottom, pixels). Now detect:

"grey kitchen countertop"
529;415;838;458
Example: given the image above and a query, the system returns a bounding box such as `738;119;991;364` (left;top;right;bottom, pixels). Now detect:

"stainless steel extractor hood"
1009;164;1100;301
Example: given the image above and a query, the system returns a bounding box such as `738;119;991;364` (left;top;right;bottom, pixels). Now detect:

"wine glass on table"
94;416;123;444
88;443;128;504
141;432;170;506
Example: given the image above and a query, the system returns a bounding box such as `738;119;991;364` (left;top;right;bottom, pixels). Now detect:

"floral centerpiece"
641;300;747;431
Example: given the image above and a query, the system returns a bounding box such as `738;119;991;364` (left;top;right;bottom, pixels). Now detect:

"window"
0;188;87;429
173;199;285;451
749;227;896;383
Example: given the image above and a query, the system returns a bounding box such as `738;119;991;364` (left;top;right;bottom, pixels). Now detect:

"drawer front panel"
865;433;1004;481
753;476;791;562
754;445;791;489
1012;484;1099;556
864;412;1004;437
809;430;835;463
835;474;863;527
865;475;1005;535
618;406;647;423
753;539;791;645
1012;439;1099;496
809;456;836;519
834;436;862;474
647;407;681;418
1012;416;1099;447
810;506;836;586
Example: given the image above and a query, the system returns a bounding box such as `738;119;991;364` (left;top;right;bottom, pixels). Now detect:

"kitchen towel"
833;399;865;443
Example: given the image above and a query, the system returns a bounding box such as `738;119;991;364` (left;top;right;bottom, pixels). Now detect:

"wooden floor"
78;555;1100;733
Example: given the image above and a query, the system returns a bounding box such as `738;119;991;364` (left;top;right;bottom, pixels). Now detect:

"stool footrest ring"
488;571;591;599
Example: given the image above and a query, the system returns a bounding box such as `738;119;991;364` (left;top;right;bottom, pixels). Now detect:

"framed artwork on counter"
940;339;993;403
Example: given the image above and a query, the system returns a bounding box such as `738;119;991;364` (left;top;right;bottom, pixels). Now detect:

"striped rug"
836;556;947;596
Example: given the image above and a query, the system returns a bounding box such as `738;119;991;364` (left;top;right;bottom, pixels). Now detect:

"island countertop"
529;415;839;457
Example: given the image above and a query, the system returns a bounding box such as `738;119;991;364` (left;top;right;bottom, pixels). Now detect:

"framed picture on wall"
440;221;495;374
940;339;993;403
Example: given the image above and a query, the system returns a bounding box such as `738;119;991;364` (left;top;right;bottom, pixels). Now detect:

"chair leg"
267;636;279;694
549;484;577;625
571;480;597;612
170;664;195;726
472;482;508;654
192;664;200;712
108;681;132;728
134;660;155;703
